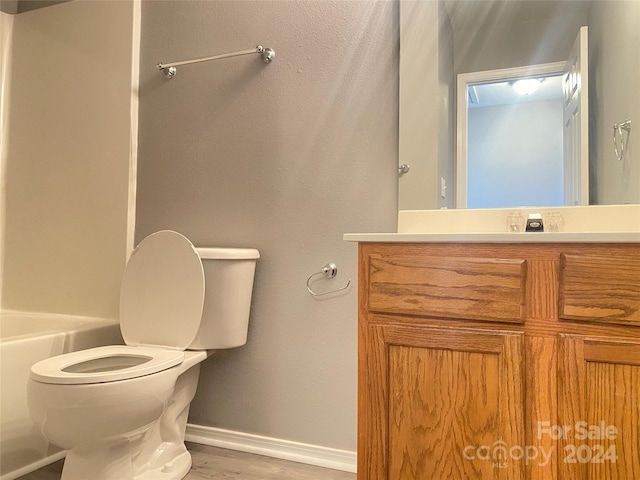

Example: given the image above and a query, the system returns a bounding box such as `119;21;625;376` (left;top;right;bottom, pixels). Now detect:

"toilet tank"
189;247;259;350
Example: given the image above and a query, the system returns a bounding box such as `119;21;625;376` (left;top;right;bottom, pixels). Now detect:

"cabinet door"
359;322;525;479
558;335;640;479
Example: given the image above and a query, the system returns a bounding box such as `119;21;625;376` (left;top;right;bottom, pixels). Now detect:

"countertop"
345;206;640;243
343;232;640;243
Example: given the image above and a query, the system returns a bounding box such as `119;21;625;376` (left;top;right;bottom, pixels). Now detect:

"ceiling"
0;0;71;15
469;74;563;108
444;0;589;36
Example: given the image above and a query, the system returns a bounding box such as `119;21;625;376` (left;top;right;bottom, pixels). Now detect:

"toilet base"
135;449;192;480
61;441;134;480
58;430;193;480
39;354;207;480
133;359;205;480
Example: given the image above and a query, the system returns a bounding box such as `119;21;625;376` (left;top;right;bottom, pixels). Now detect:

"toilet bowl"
27;231;259;480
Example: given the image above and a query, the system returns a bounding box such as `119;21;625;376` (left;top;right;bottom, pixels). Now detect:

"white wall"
589;1;640;205
137;0;398;452
2;1;138;317
467;98;564;208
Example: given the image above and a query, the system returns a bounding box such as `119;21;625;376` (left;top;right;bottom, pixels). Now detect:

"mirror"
398;0;639;210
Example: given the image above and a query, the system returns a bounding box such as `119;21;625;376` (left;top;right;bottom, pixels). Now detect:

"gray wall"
136;1;398;451
398;1;454;210
589;0;639;205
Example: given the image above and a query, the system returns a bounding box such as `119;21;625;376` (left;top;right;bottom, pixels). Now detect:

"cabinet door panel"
559;336;640;480
360;323;525;479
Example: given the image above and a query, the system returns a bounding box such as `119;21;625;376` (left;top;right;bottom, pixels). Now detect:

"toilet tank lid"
196;247;260;260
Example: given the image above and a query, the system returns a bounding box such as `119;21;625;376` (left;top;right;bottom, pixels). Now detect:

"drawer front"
367;255;527;323
559;254;640;327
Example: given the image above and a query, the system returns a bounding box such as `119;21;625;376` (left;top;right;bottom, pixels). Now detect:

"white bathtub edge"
0;450;66;480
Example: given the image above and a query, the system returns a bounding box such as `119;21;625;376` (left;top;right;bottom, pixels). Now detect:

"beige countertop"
345;205;640;243
344;231;640;243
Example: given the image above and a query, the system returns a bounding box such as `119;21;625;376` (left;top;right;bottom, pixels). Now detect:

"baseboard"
185;424;357;473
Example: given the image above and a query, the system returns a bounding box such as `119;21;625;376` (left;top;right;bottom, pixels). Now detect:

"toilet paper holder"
306;263;351;297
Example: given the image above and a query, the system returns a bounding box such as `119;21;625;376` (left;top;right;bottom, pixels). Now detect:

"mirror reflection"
465;72;565;209
398;0;639;210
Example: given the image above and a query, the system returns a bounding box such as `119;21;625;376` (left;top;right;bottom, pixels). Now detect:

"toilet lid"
120;230;205;349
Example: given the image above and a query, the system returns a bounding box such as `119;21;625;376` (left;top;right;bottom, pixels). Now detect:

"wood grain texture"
558;335;588;480
585;362;640;480
526;260;559;320
559;335;640;480
525;336;558;480
358;325;388;479
559;254;640;326
389;346;500;479
365;324;525;479
358;242;640;480
368;254;526;323
357;246;377;478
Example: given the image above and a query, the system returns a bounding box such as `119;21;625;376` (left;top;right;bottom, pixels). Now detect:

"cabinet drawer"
559;254;640;326
367;255;526;323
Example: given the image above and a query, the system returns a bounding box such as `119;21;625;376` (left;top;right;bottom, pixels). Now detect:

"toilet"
27;230;259;480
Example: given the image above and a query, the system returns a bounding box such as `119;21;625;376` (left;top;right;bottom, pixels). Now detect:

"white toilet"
27;230;259;480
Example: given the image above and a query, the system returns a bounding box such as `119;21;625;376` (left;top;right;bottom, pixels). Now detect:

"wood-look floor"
17;442;356;480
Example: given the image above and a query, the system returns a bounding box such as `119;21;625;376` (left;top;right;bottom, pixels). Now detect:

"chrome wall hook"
306;263;351;297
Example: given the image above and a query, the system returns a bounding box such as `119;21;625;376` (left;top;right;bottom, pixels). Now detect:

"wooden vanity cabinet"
357;242;640;480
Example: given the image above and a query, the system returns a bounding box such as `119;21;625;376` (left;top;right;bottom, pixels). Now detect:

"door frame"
456;62;566;208
562;26;589;206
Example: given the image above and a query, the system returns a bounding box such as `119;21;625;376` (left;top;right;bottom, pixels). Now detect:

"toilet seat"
31;345;185;385
31;231;207;386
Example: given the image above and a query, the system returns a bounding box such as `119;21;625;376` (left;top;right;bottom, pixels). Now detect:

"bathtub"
0;311;123;480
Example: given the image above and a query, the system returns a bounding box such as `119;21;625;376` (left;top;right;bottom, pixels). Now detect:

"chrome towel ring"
306;263;351;297
613;119;631;162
